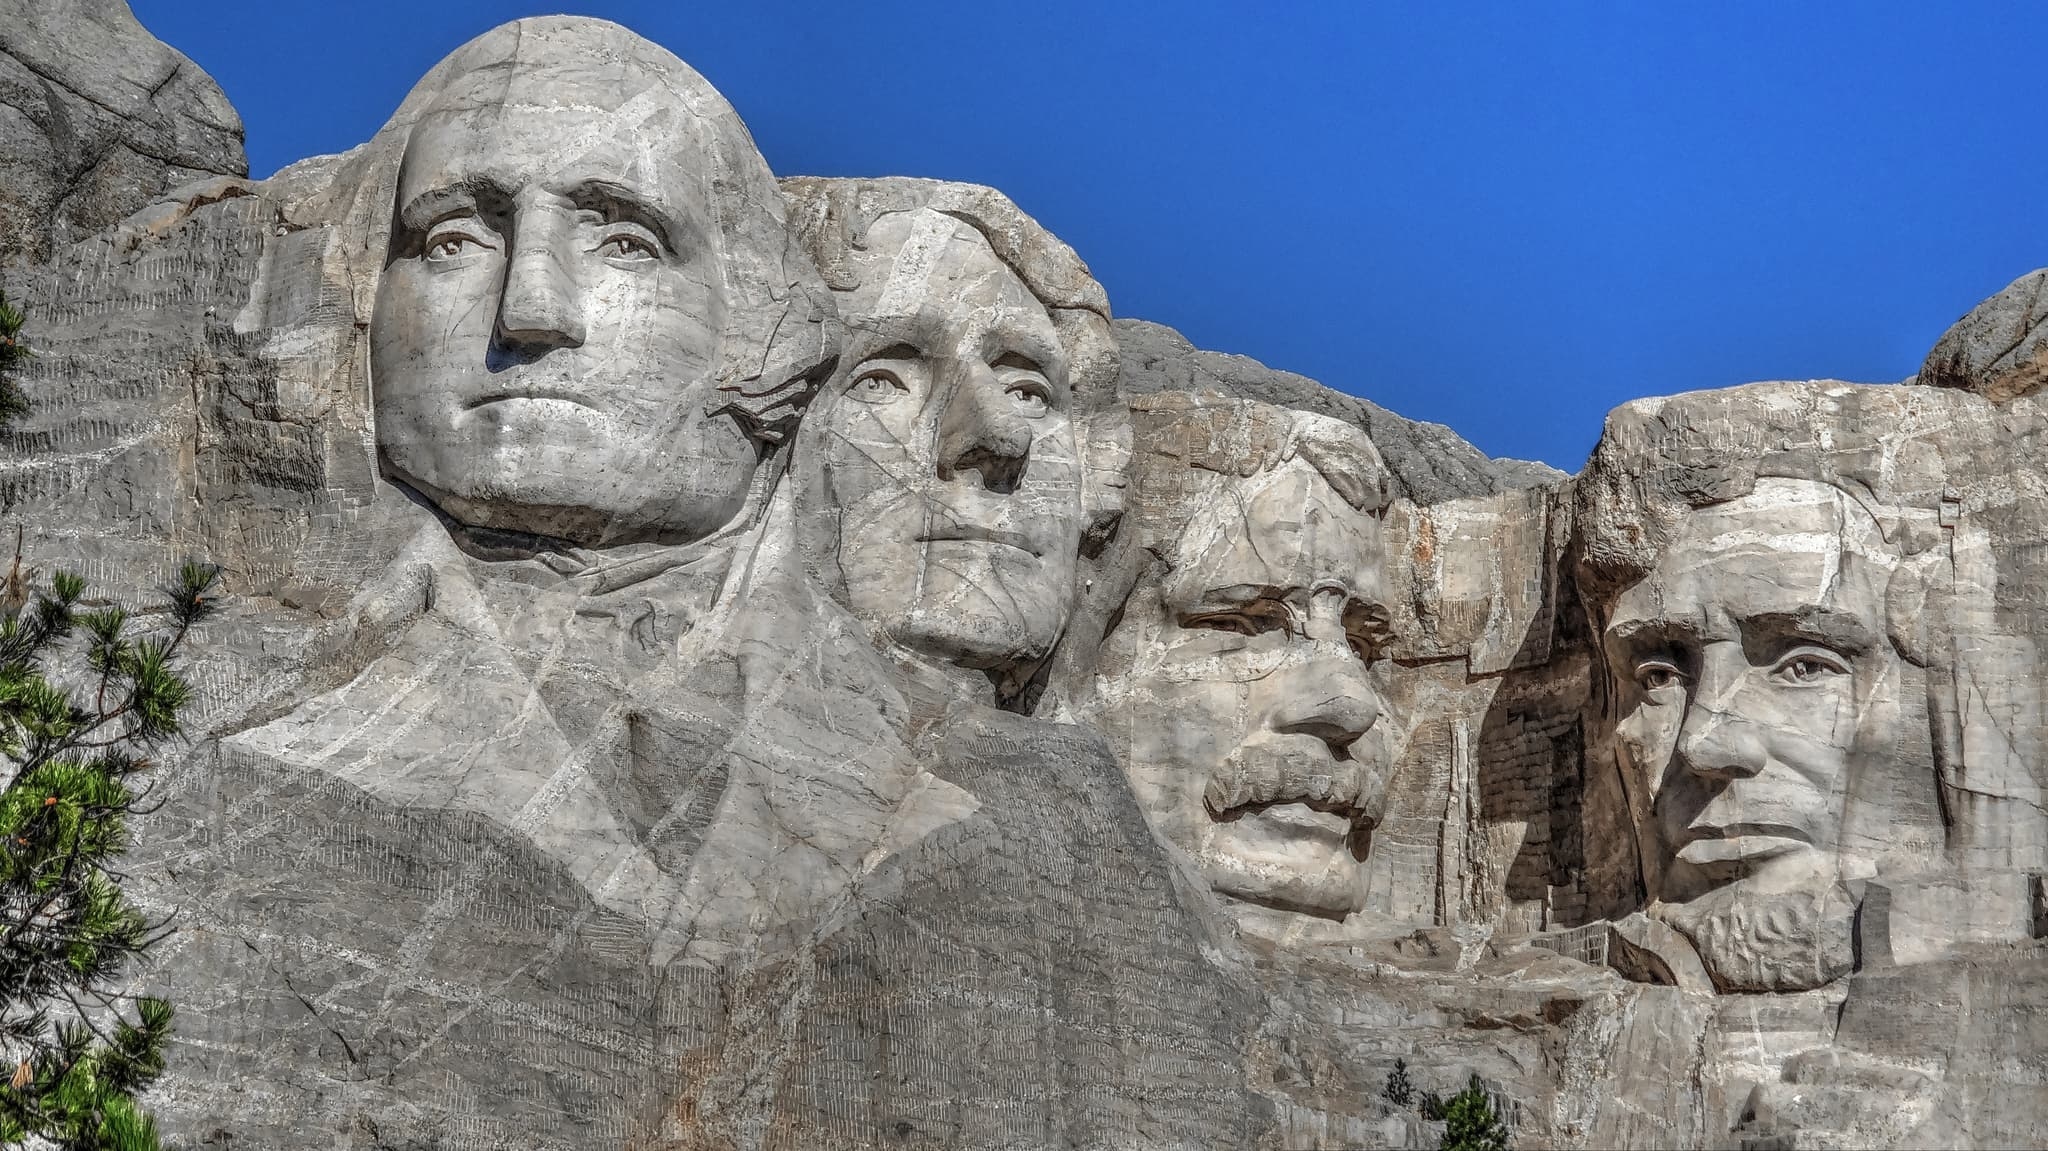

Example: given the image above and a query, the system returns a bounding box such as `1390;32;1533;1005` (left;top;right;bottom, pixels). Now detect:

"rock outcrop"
0;0;246;268
0;6;2042;1150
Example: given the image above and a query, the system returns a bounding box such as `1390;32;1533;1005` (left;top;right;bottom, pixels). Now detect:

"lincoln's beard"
1655;880;1857;993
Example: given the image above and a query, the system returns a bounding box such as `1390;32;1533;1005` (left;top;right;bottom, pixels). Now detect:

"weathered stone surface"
2;4;2046;1148
0;0;245;268
1919;267;2048;402
1113;317;1564;504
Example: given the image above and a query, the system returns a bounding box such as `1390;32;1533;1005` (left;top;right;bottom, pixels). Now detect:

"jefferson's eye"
847;367;910;404
1772;648;1848;685
1634;660;1686;694
595;227;660;262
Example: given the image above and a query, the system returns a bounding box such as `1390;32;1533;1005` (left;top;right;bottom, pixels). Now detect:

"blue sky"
131;0;2048;470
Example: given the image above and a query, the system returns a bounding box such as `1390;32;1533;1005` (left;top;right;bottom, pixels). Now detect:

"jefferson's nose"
934;366;1032;493
496;208;585;355
1675;646;1767;781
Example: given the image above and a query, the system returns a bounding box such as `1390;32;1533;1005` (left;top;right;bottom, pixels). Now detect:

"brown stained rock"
1918;267;2048;401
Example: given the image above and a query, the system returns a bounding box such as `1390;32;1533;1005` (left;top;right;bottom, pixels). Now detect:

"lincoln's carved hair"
1572;384;1949;667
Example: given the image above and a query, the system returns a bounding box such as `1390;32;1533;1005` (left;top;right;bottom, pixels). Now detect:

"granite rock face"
1919;266;2048;401
1112;316;1565;504
0;0;246;268
1;6;2044;1150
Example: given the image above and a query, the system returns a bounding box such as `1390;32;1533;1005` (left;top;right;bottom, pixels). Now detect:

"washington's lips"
916;524;1040;556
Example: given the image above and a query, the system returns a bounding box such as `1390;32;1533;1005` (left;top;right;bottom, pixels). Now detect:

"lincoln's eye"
1772;648;1848;685
598;233;657;261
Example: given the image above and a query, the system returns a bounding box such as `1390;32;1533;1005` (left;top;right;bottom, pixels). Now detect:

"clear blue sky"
131;0;2048;471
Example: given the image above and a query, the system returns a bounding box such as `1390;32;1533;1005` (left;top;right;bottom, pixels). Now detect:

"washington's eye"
1634;659;1686;694
595;226;660;262
1772;648;1848;685
847;367;910;404
423;226;495;262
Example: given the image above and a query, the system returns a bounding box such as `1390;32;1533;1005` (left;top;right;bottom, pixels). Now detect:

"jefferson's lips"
916;525;1040;556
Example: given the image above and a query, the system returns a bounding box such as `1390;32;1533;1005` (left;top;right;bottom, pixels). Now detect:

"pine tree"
1436;1073;1510;1151
0;298;213;1148
1384;1057;1415;1107
0;291;30;431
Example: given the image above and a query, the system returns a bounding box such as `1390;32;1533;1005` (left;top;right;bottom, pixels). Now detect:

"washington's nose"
1675;647;1767;781
495;212;585;355
934;366;1033;493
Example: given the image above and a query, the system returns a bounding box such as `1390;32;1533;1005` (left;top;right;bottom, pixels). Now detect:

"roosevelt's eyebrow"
1737;607;1879;654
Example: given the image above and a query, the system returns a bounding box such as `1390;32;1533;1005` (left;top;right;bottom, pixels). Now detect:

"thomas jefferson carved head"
1093;398;1398;930
370;18;834;547
783;178;1125;705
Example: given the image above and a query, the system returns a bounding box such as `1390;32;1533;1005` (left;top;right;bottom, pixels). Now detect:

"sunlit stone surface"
1;6;2043;1148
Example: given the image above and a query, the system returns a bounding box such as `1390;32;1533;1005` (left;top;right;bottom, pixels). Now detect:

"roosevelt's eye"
1772;648;1849;686
594;224;661;263
1634;659;1686;695
846;366;910;404
1182;599;1291;637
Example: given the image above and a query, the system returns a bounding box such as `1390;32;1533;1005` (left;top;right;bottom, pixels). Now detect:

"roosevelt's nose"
495;207;585;355
934;365;1032;494
1674;645;1767;781
1269;653;1382;753
1268;592;1382;753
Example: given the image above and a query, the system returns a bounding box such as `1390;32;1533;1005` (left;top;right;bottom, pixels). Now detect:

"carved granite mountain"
0;0;246;268
0;5;2041;1150
1113;317;1566;503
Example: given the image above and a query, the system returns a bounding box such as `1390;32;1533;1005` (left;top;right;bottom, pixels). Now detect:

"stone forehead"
427;17;718;109
846;208;1045;325
1132;395;1391;516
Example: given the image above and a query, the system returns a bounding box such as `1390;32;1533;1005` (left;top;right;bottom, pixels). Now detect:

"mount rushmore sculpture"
1;9;2044;1149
